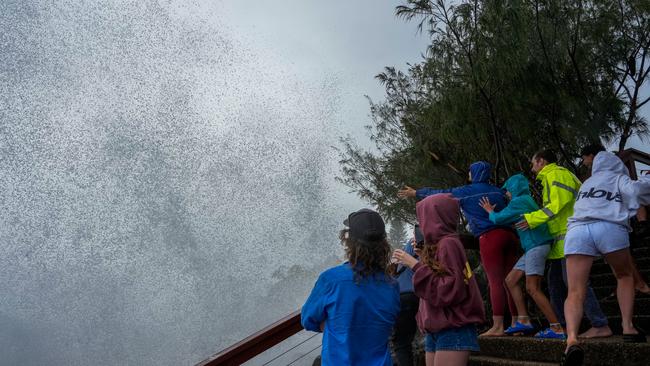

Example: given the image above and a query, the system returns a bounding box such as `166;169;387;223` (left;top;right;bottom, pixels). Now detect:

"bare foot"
579;326;613;338
480;327;505;337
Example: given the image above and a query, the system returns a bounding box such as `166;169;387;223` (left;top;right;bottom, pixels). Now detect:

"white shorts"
564;221;629;257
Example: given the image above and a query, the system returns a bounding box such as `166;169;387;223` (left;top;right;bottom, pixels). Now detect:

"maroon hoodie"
413;194;486;333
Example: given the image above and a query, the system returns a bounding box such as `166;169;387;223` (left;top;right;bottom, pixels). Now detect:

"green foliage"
388;219;409;248
338;0;650;221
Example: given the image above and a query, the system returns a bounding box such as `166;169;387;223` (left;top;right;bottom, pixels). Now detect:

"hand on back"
479;197;496;213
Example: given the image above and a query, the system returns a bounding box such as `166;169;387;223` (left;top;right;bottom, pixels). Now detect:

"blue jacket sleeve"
488;198;528;225
301;274;331;332
416;185;471;200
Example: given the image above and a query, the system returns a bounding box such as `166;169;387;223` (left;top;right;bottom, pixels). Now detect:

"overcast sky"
216;0;649;153
217;0;431;139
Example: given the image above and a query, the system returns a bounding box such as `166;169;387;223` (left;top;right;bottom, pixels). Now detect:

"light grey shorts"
564;221;630;257
513;244;551;276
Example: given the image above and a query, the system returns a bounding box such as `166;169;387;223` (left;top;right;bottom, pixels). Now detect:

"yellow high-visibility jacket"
523;163;581;259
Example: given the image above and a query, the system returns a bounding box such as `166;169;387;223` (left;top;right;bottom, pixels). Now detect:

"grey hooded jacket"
568;151;650;230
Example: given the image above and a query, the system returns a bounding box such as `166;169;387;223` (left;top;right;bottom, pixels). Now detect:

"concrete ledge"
477;336;650;365
469;355;556;366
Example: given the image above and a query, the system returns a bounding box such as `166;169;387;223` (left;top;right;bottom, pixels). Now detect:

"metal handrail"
196;310;303;366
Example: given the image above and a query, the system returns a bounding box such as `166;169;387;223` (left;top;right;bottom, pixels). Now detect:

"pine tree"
389;220;408;248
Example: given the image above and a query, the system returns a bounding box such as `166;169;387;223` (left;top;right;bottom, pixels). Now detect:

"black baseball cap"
343;208;386;242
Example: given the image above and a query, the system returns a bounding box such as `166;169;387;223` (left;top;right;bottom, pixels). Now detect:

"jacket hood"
470;161;492;183
416;194;459;245
503;173;530;197
592;151;628;177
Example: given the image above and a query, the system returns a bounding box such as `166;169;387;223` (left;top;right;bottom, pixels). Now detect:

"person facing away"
392;194;485;366
301;208;400;366
398;161;519;337
391;225;424;366
580;143;650;296
561;152;650;365
479;173;564;339
516;149;611;339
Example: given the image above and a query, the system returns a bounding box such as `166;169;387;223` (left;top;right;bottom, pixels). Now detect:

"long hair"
339;229;392;282
420;241;448;276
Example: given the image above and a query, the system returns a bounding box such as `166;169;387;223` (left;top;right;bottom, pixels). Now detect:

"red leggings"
479;228;520;317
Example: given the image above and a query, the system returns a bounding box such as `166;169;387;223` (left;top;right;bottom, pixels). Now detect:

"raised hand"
397;186;417;199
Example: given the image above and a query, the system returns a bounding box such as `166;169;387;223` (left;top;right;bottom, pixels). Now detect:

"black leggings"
391;292;419;366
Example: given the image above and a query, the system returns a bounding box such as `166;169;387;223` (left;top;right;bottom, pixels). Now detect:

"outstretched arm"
481;197;527;225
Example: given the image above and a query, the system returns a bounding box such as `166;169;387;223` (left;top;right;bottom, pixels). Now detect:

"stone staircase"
468;233;650;365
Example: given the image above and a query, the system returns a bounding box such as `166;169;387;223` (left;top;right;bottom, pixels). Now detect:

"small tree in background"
389;219;408;248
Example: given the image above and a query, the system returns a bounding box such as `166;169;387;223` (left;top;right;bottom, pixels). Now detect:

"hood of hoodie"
570;150;642;230
416;194;459;245
592;151;629;177
470;161;492;183
503;173;530;198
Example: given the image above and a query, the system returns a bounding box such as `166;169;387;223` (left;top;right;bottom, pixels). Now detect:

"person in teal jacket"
480;173;565;339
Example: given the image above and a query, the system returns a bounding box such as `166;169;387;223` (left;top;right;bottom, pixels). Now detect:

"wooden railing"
619;148;650;180
196;237;478;366
196;310;303;366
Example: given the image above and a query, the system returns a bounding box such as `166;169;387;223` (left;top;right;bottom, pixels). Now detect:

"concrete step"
519;315;650;335
468;355;555;366
477;335;650;365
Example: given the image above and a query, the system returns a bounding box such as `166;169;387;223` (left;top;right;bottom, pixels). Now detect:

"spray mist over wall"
0;1;354;364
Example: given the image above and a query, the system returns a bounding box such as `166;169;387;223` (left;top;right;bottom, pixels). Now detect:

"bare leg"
604;248;637;335
434;351;470;366
426;351;435;366
505;269;530;325
564;254;594;351
526;275;562;332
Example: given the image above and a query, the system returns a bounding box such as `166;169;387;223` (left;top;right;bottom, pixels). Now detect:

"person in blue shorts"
480;173;564;339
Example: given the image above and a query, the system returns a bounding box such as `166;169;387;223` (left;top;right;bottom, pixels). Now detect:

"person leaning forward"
516;149;612;339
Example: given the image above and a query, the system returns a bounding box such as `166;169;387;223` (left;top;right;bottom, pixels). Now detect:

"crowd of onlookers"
301;145;650;366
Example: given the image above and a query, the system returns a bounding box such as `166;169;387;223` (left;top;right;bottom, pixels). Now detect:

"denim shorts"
424;324;479;352
513;244;551;276
565;221;629;257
